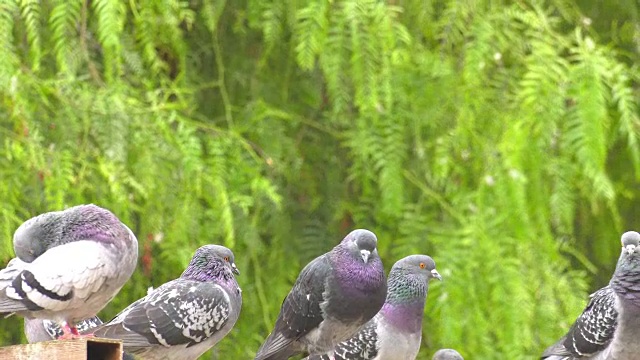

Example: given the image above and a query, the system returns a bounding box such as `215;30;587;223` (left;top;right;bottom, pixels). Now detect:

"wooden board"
0;337;124;360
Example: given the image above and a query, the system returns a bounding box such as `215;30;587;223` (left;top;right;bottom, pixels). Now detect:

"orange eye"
419;263;425;269
224;256;229;262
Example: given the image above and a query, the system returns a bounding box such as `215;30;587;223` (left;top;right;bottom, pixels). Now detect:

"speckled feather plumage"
541;287;617;359
255;229;387;360
0;204;138;327
93;245;242;360
542;231;640;360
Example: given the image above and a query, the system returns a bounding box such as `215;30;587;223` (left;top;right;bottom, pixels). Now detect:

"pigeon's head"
13;212;60;262
185;245;240;280
612;231;640;299
432;349;464;360
341;229;379;264
621;231;640;256
394;254;442;282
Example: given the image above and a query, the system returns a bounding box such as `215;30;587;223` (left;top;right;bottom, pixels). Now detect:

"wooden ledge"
0;337;124;360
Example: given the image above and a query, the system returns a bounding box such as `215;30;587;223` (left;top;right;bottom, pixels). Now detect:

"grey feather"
304;255;441;360
255;229;387;360
0;204;138;333
541;231;640;359
93;245;242;360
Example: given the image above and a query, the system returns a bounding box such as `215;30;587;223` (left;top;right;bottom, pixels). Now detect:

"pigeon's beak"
231;263;240;275
625;244;637;255
360;250;370;263
431;269;443;281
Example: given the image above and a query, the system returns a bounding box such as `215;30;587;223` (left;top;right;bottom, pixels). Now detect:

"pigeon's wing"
541;286;616;359
306;320;379;360
94;279;232;352
0;258;27;291
0;240;120;314
255;255;333;359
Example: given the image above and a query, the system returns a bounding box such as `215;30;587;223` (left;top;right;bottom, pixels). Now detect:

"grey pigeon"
541;231;640;359
432;349;464;360
255;229;387;360
0;204;138;337
24;316;103;343
304;254;442;360
92;245;242;360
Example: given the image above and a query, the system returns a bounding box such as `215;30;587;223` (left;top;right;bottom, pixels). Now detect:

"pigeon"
432;349;464;360
255;229;387;360
541;231;640;359
305;254;442;360
92;245;242;360
24;316;103;343
0;204;138;338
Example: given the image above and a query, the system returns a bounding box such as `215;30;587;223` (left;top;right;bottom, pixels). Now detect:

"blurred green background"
1;0;639;359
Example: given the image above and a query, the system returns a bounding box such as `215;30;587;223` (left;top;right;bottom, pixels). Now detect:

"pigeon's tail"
254;337;298;360
254;349;297;360
540;336;572;360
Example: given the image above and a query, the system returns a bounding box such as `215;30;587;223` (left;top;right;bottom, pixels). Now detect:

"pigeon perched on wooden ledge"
93;244;242;360
0;204;138;339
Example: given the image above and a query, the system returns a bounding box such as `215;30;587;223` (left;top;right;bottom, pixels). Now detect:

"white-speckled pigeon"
255;229;387;360
304;255;441;360
92;245;242;360
432;349;464;360
0;204;138;338
541;231;640;359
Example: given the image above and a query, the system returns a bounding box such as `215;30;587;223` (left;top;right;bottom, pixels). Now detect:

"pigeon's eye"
224;256;229;262
419;263;425;269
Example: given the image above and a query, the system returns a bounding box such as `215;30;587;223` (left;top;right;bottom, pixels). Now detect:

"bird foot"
58;323;94;340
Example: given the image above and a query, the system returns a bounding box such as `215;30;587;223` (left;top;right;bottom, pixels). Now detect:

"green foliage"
1;0;639;359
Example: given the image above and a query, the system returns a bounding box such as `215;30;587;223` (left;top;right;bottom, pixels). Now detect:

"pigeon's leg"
58;322;95;340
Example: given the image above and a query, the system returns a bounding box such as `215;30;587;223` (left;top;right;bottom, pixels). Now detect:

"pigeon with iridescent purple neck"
255;229;387;360
541;231;640;359
93;245;242;360
304;255;441;360
0;204;138;338
432;349;463;360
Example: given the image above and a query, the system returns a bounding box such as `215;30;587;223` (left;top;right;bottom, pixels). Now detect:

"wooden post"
0;338;124;360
